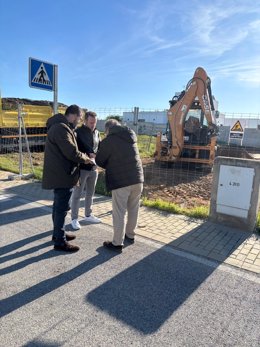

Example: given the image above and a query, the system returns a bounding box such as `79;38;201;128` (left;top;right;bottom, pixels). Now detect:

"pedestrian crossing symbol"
29;58;55;91
32;63;52;86
231;120;243;132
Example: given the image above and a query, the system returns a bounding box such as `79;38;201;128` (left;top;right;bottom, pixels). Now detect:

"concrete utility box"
210;157;260;231
217;165;254;218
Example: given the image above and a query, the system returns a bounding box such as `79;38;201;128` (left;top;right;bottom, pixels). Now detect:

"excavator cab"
154;67;219;166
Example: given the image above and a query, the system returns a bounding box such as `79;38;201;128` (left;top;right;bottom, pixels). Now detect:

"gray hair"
104;119;120;134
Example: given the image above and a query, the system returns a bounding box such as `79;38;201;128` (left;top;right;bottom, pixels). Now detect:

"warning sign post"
29;57;58;114
229;120;244;145
230;120;243;132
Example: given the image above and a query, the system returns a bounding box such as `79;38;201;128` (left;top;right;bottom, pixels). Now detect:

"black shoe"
52;233;76;242
125;235;135;243
103;241;123;253
54;241;80;252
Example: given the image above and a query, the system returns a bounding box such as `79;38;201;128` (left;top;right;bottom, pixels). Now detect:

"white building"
123;109;260;130
217;113;260;129
123;110;167;124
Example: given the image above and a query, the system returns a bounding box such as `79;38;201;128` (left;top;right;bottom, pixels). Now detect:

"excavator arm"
167;67;218;159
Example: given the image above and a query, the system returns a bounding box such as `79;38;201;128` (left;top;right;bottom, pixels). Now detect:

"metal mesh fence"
0;105;259;209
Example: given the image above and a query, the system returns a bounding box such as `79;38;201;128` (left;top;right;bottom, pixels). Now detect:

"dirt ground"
142;158;212;208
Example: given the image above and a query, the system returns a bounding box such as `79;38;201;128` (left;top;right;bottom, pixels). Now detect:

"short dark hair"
65;105;81;117
84;111;97;120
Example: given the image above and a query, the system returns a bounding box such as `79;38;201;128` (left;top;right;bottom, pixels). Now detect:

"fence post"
18;104;23;176
8;104;34;180
21;106;34;176
133;106;139;135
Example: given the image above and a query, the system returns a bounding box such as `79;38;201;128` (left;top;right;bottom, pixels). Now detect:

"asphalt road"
0;194;259;347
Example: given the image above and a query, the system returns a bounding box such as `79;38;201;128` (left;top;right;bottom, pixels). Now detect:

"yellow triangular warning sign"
231;120;243;132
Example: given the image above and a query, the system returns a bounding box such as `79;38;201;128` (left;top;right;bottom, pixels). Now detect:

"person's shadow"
0;246;118;318
86;222;250;335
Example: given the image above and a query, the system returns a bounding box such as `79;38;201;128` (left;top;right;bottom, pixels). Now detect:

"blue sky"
0;0;259;114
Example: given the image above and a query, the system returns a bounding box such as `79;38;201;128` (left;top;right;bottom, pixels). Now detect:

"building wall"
98;112;260;149
123;111;167;124
243;129;260;148
217;126;230;144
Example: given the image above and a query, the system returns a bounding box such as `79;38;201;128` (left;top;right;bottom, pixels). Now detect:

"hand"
85;157;95;165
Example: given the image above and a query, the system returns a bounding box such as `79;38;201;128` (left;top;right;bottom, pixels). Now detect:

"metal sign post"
29;57;58;114
53;64;58;114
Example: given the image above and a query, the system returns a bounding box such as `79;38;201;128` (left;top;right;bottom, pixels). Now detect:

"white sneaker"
71;219;81;230
83;215;101;224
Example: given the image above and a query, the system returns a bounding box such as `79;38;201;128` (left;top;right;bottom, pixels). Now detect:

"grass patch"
0;154;19;173
137;134;156;157
142;197;260;230
0;153;43;180
142;197;209;220
256;213;260;232
101;132;156;158
95;171;111;196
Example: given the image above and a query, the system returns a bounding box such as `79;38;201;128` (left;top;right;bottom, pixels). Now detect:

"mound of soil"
142;158;212;208
1;97;68;110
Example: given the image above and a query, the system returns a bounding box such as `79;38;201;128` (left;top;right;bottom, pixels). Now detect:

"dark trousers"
52;188;73;245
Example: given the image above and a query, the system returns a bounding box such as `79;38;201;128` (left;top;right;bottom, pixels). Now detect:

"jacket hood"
46;113;68;130
108;125;136;144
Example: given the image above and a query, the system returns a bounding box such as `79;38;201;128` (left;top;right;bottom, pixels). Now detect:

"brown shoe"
65;233;76;241
54;241;80;252
52;233;76;242
103;241;123;253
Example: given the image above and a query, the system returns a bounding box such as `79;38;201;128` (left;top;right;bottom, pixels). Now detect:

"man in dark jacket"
42;105;92;252
70;111;101;230
96;119;144;252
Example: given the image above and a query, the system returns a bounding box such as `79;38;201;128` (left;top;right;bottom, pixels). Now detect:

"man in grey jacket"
42;105;92;252
96;119;144;252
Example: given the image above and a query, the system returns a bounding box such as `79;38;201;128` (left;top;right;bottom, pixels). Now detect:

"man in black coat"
96;119;144;252
42;105;91;252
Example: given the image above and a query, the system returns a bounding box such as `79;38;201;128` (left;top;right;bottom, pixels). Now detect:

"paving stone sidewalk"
0;171;259;274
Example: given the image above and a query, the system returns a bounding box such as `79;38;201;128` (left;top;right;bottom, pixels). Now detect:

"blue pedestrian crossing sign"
29;57;55;91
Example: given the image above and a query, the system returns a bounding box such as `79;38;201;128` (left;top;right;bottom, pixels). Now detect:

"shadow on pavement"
1;182;52;203
0;230;52;256
0;239;53;264
0;247;118;318
167;220;250;261
86;224;249;335
0;196;50;226
0;182;251;333
0;242;55;276
23;341;62;347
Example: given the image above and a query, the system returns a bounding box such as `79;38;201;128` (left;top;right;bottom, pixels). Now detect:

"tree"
105;115;122;122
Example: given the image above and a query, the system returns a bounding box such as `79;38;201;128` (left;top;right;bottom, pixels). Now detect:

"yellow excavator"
154;67;219;166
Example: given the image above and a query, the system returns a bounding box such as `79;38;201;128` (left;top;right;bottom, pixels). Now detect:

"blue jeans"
52;188;73;246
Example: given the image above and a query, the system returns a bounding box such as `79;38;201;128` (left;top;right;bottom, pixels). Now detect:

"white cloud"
189;3;260;56
131;1;260;57
211;60;260;86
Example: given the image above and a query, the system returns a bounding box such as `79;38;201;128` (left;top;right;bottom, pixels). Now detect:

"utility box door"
216;165;255;218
